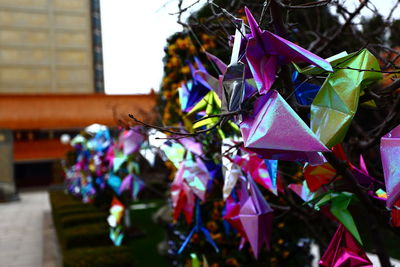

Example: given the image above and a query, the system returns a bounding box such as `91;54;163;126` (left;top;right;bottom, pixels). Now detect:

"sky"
100;0;399;95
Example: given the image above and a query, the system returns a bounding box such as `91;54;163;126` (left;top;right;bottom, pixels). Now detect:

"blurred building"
0;0;156;197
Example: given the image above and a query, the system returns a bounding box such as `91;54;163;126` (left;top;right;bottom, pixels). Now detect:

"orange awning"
0;93;157;130
14;139;71;162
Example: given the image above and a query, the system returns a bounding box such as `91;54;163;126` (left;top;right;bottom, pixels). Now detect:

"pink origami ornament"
380;125;400;208
244;7;332;94
320;224;372;267
171;162;195;224
121;128;144;155
234;153;277;195
240;90;329;164
182;158;210;201
239;178;273;259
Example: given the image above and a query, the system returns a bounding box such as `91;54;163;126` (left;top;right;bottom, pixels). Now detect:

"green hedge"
62;222;112;249
63;246;135;267
60;212;107;228
49;190;135;266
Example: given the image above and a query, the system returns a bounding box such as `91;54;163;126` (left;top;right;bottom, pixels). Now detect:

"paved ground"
0;191;60;267
0;191;399;267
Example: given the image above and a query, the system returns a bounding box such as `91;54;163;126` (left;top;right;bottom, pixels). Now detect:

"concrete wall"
0;0;94;93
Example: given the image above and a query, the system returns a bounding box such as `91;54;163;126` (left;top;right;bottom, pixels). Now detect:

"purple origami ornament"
381;124;400;208
244;7;332;94
320;224;372;267
239;177;273;259
120;174;145;200
240;90;329;164
122;128;144;155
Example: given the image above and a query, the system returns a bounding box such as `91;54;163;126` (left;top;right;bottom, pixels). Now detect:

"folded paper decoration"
178;137;203;156
244;7;332;94
320;224;372;267
182;158;211;201
234;153;277;195
288;181;315;202
310;49;382;147
183;59;212;113
178;200;219;254
120;174;145;200
187;90;221;129
240;90;329;164
162;142;185;168
107;173;122;195
107;197;125;246
380;124;400;208
171;161;195;224
316;192;362;244
221;20;246;114
292;71;320;105
239;177;273;259
122;128;144;155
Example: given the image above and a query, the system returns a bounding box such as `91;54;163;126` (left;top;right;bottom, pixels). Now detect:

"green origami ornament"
297;49;382;148
186;91;239;138
187;91;221;129
316;192;362;244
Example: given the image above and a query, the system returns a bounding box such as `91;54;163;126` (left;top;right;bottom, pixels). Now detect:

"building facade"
0;0;102;93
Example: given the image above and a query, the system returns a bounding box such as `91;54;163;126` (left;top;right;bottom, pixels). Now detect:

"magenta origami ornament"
320;224;372;267
244;7;332;94
240;90;329;164
239;177;273;259
381;124;400;208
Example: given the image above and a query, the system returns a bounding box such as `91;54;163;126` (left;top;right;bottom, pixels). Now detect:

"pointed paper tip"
244;7;260;37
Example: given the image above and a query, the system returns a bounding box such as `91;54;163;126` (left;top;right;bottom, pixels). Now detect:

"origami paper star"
240;90;329;164
171;162;195;224
320;224;372;267
310;49;382;147
244;7;332;94
239;177;273;258
381;124;400;208
121;128;144;155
